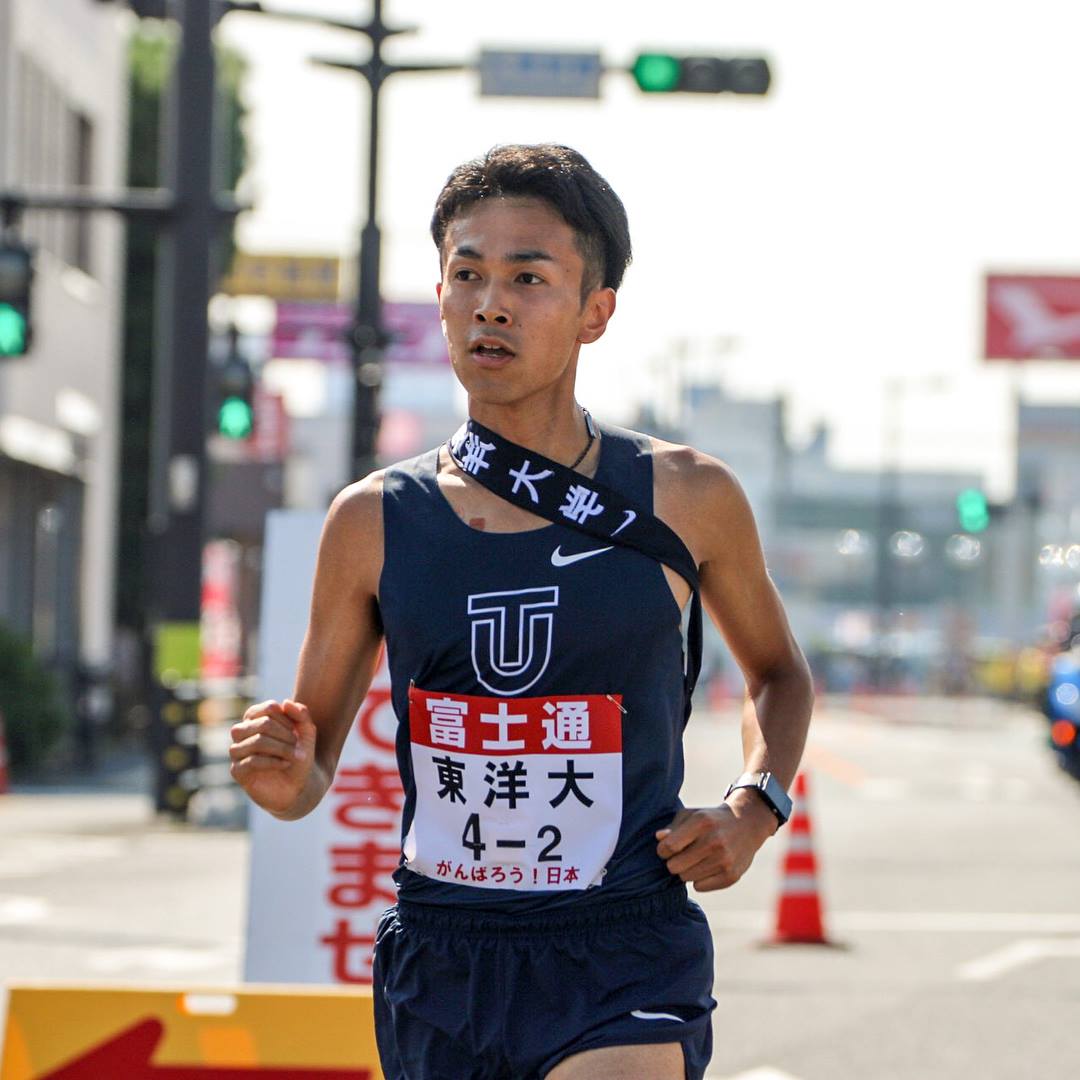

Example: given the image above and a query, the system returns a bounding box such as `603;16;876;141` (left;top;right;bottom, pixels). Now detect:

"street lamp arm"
0;187;174;218
310;57;467;79
0;188;250;221
222;2;416;39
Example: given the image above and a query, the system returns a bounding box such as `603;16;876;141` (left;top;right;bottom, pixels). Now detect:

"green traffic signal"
632;53;682;93
956;488;990;533
631;53;771;95
0;303;27;357
218;396;253;440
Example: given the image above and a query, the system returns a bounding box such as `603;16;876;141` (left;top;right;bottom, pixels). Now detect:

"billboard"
272;302;449;367
985;274;1080;360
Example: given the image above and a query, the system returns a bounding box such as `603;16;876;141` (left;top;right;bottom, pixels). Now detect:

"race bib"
404;686;623;891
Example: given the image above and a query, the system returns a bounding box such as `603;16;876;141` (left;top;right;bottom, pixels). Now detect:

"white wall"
0;0;128;666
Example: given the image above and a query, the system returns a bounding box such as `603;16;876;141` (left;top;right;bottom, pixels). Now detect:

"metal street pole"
146;0;218;815
309;2;462;482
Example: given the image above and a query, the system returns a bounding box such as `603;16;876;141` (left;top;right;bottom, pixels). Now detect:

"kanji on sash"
331;762;404;829
548;760;595;807
508;458;554;503
484;759;530;808
460;431;496;475
559;484;604;524
328;840;400;907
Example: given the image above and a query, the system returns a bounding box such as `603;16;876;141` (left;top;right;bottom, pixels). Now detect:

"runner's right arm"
230;473;385;820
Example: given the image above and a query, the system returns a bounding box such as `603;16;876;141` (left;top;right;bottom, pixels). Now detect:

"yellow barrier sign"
1;985;382;1079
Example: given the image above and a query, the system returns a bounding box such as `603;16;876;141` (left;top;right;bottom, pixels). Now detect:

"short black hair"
431;144;632;300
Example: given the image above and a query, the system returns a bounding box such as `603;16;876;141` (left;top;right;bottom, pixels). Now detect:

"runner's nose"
474;288;511;325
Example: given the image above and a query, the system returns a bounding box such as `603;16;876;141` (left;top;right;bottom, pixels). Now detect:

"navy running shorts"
371;882;716;1080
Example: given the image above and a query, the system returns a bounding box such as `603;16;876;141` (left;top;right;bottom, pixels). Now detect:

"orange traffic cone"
771;771;829;944
0;708;9;794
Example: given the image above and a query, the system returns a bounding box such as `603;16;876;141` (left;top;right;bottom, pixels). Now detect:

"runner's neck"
466;400;595;468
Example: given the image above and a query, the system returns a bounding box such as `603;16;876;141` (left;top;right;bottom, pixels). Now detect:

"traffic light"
956;488;990;533
632;53;771;95
0;240;34;358
215;327;254;440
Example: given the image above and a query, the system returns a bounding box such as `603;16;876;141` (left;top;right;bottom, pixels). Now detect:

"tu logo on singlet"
467;587;559;695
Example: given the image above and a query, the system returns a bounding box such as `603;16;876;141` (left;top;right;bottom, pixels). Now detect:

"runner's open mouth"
472;343;515;359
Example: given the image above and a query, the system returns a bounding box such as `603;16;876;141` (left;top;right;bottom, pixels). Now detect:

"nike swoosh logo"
550;545;613;567
630;1009;685;1023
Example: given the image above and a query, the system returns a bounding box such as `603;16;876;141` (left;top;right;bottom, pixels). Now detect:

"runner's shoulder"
319;472;386;590
327;469;385;534
647;435;746;509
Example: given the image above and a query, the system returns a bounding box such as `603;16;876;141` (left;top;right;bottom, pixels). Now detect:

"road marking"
702;911;1080;933
802;742;867;786
718;1069;805;1080
86;945;239;974
857;777;911;800
0;894;50;925
956;937;1080;981
0;835;128;879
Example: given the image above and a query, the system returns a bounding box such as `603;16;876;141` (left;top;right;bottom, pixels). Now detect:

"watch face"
763;774;792;821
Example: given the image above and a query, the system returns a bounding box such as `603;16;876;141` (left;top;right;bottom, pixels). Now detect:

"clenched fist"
230;699;319;817
656;798;777;892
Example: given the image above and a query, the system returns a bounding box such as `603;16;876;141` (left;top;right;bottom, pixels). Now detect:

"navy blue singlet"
379;422;692;912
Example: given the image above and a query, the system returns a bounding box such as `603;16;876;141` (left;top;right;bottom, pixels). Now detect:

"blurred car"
1045;646;1080;780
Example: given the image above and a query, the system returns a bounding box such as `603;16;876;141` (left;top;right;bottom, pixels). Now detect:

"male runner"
231;144;813;1080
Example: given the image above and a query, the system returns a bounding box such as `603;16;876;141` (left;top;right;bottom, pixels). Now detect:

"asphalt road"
1;694;1077;1079
687;694;1080;1080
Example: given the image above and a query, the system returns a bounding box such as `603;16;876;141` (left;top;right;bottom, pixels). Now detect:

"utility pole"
147;0;216;637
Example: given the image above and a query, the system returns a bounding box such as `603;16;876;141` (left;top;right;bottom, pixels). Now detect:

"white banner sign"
244;510;402;985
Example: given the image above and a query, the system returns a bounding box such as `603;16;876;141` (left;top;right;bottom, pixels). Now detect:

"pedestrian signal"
956;488;990;533
215;326;255;440
0;241;34;358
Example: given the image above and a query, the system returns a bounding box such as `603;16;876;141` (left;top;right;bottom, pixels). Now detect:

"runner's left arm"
655;451;814;891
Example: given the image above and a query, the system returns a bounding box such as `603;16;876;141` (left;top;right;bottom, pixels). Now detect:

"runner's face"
437;197;613;407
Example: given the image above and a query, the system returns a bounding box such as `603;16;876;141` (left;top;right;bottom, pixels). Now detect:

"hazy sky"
219;0;1080;498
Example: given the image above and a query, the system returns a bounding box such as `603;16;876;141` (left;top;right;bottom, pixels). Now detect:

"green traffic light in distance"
956;488;990;533
218;396;253;439
0;302;27;356
633;53;681;92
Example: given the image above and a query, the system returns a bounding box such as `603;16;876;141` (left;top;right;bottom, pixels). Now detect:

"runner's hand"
230;699;318;816
656;803;775;891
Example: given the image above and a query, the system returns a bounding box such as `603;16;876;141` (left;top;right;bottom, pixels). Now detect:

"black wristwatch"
724;771;792;827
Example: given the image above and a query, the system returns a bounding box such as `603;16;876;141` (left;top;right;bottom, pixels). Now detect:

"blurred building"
0;1;128;689
648;381;1004;693
1016;401;1080;636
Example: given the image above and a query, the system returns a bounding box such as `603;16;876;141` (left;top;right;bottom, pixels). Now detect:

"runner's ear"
577;287;616;345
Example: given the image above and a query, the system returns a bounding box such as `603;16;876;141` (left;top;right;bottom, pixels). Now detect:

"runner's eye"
517;272;543;285
453;268;479;281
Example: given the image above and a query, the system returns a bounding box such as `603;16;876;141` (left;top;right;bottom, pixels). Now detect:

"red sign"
272;302;448;366
200;540;242;679
985;274;1080;360
318;650;403;984
272;303;350;363
249;386;289;462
